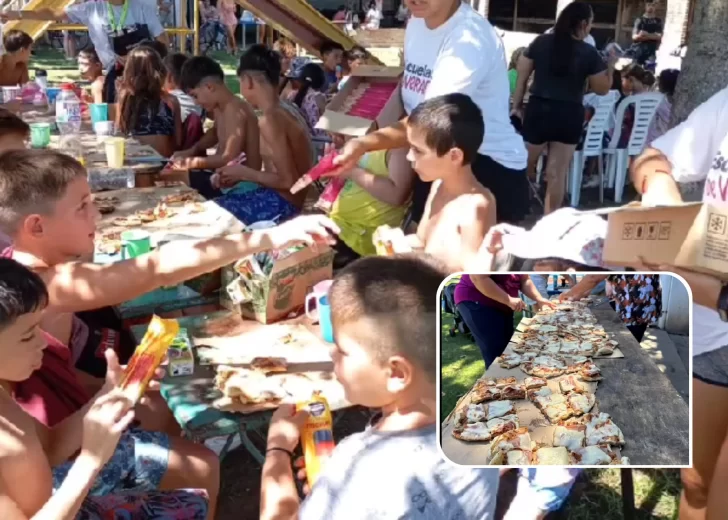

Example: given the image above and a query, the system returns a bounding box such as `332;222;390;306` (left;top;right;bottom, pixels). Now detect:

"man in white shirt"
329;0;529;225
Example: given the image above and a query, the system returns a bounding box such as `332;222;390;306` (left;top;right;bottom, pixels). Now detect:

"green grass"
440;312;681;519
29;48;242;94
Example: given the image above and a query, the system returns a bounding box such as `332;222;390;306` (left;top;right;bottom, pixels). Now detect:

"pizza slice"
577;341;597;357
559;341;580;355
564;356;590;374
572;445;616;465
579;361;603;382
452;421;491;442
249;356;288;374
506;449;532;465
521;351;538;362
497;353;523;369
533;446;570;465
500;384;526;400
585;413;625;446
215;367;288;405
543;342;562;355
567;392;596;416
524;376;547;390
495;377;517;388
543;401;573;423
521;363;567;379
486;414;520;438
559;375;584;394
528;386;553;401
553;424;586;451
596;339;619;356
533;393;567;411
486;400;516;420
488;427;532;462
472;385;501;404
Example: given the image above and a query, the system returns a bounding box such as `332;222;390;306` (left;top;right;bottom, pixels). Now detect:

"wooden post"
512;0;518;31
193;0;200;55
178;0;187;53
615;0;624;43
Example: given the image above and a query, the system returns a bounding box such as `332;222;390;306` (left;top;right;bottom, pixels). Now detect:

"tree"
668;0;728;200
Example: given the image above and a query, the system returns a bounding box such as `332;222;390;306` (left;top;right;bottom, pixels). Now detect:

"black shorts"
410;153;529;225
522;96;585;146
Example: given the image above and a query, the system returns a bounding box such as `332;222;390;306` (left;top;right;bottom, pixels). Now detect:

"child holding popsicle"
260;255;499;519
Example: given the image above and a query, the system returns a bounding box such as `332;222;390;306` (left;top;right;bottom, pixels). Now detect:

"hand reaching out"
265;215;340;250
508;296;526;312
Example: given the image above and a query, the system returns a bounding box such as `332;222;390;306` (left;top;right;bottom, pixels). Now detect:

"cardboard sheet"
441;368;605;466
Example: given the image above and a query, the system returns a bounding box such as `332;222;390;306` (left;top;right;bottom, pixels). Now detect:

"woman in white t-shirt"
329;0;529;226
632;87;728;519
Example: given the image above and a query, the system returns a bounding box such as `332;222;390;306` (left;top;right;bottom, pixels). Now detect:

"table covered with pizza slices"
440;299;689;466
131;311;352;462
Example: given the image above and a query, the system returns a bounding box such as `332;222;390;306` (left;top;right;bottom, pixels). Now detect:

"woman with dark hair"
455;275;555;367
512;2;617;214
284;62;327;137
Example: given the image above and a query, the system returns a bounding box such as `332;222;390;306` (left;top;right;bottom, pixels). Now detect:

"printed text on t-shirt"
705;151;728;203
403;62;432;96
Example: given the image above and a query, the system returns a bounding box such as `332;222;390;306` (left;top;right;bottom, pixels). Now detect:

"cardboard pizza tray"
514;315;625;359
440;363;625;465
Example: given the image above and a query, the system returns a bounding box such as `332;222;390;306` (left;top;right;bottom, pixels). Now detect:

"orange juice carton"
297;391;335;488
167;328;195;377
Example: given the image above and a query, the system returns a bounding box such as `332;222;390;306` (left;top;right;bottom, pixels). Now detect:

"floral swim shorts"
52;428;170;495
78;489;208;519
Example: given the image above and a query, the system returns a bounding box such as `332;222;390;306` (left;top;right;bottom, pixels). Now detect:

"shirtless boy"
213;45;313;223
77;49;105;105
168;56;261;199
381;94;495;271
0;258;210;519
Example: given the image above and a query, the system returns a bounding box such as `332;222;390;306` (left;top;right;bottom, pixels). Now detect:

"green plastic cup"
90;103;109;124
29;123;51;148
121;230;151;259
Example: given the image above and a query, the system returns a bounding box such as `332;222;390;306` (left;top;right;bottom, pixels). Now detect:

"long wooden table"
131;311;352;462
441;301;689;466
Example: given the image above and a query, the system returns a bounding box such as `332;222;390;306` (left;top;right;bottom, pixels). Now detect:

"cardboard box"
602;202;728;277
168;328;195;377
315;65;404;137
220;245;335;324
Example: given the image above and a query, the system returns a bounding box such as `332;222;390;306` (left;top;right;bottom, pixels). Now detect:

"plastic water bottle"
56;83;82;135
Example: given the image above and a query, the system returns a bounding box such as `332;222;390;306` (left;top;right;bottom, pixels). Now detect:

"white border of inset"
435;271;693;469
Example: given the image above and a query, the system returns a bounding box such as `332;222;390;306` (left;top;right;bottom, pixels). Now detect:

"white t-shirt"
365;8;382;30
66;0;165;69
402;2;527;170
651;86;728;356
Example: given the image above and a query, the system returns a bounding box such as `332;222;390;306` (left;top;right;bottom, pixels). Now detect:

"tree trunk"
669;0;728;200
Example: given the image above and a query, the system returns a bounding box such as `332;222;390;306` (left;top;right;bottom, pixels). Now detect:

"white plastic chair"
567;90;619;207
604;92;664;202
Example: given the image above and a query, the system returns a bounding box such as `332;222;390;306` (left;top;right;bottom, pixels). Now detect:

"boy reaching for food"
166;56;261;199
0;258;209;519
325;94;495;272
260;255;499;519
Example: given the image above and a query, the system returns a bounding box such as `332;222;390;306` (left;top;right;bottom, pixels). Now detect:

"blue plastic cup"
46;87;61;105
90;103;109;124
318;296;334;343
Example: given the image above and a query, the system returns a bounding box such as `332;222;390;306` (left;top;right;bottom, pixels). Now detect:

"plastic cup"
90;103;108;124
317;296;334;343
105;137;125;168
121;230;151;259
29;123;51;148
94;120;115;138
46;87;61;105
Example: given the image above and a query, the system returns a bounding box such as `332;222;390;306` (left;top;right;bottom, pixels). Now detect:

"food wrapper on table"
221;244;334;324
315;65;404;138
167;328;195;377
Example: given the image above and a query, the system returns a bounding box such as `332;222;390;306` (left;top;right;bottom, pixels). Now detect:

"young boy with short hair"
0;107;28;249
0;258;210;519
260;254;499;520
163;52;202;123
318;40;345;92
77;48;105;104
383;93;496;272
168;56;261;198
